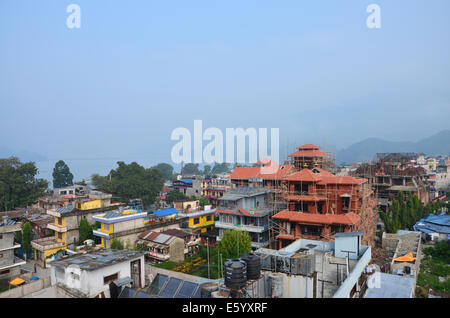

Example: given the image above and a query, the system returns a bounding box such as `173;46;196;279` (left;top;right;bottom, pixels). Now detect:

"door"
130;260;141;288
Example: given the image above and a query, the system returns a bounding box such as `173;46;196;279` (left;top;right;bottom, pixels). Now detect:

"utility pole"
207;237;210;279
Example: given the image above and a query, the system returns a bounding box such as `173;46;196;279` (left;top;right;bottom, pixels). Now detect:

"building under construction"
352;152;430;212
226;144;376;249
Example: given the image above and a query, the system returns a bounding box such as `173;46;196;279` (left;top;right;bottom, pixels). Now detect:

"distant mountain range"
0;147;47;162
336;130;450;164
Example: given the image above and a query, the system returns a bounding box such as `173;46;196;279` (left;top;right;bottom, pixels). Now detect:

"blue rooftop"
414;213;450;235
152;208;178;217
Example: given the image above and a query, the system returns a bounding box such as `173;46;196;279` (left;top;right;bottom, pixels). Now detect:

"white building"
50;249;145;298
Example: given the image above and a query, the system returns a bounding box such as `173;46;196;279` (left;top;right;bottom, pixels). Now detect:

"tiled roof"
228;167;261;180
254;158;276;165
272;210;360;225
260;164;295;180
283;169;323;182
296;144;321;150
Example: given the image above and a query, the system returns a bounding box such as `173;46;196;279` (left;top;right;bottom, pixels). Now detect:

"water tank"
404;266;411;275
290;253;316;276
224;259;247;290
269;273;283;298
200;282;218;298
241;253;261;280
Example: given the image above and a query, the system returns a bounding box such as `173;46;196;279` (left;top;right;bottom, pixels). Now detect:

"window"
0;269;10;275
104;273;119;285
0;234;2;239
193;218;200;225
57;232;62;240
317;202;323;214
206;215;212;222
0;253;3;258
342;197;350;210
57;217;62;225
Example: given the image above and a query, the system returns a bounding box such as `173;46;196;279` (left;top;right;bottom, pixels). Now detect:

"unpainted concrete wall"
0;276;51;298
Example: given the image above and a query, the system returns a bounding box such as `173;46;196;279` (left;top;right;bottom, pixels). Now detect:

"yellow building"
177;205;216;233
92;209;148;249
76;199;102;211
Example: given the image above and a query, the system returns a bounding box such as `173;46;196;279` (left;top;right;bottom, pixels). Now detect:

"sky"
1;0;449;182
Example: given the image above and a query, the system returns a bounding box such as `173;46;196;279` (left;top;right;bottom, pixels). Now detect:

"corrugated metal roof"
51;249;144;271
138;231;177;245
56;205;75;213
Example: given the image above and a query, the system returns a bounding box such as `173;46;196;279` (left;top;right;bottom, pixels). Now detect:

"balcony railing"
47;223;68;233
215;221;267;233
31;237;65;251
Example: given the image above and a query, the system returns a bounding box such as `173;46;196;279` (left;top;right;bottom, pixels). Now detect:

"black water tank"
241;253;261;280
404;266;411;275
224;259;247;290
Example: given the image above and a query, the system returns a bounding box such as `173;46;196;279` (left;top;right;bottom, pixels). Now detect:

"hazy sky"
1;0;449;181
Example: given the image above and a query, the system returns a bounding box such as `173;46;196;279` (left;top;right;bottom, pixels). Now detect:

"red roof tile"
272;210;360;225
254;158;276;165
283;169;323;182
260;164;295;180
228;167;261;180
296;144;321;150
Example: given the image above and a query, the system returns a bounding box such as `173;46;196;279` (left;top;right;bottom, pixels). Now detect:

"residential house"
0;218;26;289
136;231;185;263
176;202;216;233
93;208;148;249
32;203;122;267
201;175;232;207
50;249;145;298
215;188;274;249
160;228;201;257
172;177;202;197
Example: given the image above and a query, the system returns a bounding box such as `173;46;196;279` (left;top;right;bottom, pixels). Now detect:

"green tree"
111;238;124;250
15;229;23;246
79;219;93;243
153;163;174;180
52;160;74;188
203;165;212;176
22;222;32;259
92;161;164;206
217;230;252;259
0;157;49;212
181;163;200;175
211;163;230;175
165;189;189;204
199;196;210;207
